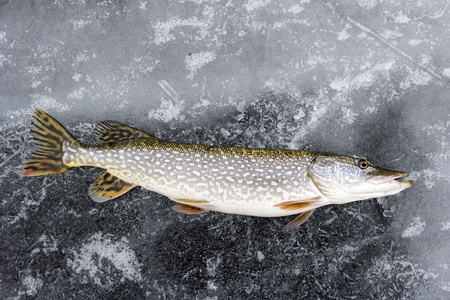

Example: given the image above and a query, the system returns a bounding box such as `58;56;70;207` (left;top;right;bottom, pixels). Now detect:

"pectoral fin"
284;209;316;230
172;204;208;214
274;198;320;210
88;171;135;202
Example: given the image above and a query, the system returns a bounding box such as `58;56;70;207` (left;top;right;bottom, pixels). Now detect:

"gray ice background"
1;0;449;298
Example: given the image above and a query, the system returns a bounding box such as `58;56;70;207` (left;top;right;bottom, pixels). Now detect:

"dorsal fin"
94;120;158;144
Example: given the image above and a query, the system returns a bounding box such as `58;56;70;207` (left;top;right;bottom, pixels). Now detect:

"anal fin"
89;171;135;202
172;204;208;214
284;209;316;230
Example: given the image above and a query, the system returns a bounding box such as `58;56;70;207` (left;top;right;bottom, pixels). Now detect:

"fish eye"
358;159;369;169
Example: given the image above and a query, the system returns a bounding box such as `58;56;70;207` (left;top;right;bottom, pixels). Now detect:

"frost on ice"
185;51;217;79
402;217;426;238
67;232;142;288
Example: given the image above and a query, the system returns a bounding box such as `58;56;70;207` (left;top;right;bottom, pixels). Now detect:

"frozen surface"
1;0;449;298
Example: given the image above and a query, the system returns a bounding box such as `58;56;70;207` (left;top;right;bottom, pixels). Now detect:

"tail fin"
20;109;78;176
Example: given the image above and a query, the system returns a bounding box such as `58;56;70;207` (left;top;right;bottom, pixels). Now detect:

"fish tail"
20;109;79;176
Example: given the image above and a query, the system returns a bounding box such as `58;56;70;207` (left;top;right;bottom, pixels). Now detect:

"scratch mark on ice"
0;144;24;169
428;0;449;19
321;1;446;83
158;80;180;101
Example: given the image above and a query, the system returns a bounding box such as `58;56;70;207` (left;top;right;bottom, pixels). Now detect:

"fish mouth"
390;173;414;188
391;172;407;182
366;170;414;188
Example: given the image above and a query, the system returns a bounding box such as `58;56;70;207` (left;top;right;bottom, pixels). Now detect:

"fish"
20;109;414;229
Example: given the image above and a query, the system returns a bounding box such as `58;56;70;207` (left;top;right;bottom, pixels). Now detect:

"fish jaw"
362;171;414;197
337;171;414;201
365;169;408;184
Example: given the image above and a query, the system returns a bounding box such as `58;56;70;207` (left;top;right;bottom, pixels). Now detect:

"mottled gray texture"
0;0;449;299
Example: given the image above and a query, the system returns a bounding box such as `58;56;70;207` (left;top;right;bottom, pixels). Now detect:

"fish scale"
20;109;413;229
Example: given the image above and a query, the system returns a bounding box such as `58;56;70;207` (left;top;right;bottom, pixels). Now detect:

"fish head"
307;153;413;204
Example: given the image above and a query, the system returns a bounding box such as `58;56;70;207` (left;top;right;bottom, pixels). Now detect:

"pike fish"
21;109;413;229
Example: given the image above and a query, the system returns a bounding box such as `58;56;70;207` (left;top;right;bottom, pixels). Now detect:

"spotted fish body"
21;110;413;228
67;140;319;217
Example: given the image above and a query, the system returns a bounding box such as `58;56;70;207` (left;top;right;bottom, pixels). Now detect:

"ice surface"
1;0;449;298
67;232;143;288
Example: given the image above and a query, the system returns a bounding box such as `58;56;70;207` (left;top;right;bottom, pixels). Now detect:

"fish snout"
365;170;413;187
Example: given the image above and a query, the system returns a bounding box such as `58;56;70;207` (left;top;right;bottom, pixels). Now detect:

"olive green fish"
20;109;413;229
